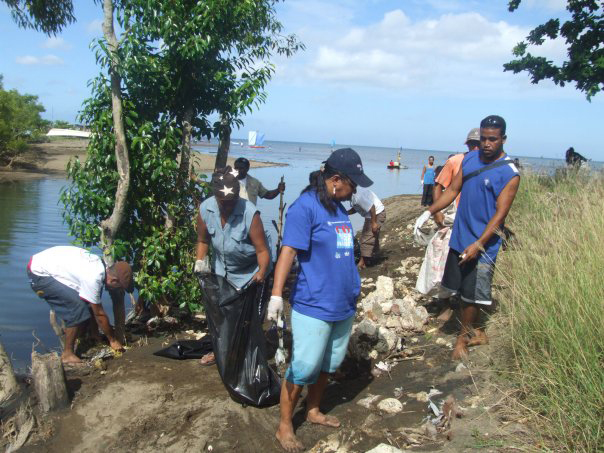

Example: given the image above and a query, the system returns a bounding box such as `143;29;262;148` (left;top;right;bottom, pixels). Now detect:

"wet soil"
10;195;532;452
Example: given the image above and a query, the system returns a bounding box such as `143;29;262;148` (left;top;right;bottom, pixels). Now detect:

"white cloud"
16;54;64;65
87;19;103;34
304;9;567;98
42;37;71;50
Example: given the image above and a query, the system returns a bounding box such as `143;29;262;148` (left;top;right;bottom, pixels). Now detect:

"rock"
356;318;378;337
357;394;381;409
368;350;378;360
365;444;403;453
435;337;448;345
363;276;394;304
377;398;404;414
375;327;398;353
385;316;401;329
380;301;393;314
409;391;429;402
455;363;467;372
390;303;400;315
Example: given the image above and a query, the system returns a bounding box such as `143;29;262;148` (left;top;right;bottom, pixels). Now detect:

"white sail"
256;132;265;146
248;130;257;146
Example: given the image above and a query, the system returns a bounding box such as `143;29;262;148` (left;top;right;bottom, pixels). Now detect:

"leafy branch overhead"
505;0;604;100
2;0;76;35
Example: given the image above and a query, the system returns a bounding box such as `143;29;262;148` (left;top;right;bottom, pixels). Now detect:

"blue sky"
1;0;602;160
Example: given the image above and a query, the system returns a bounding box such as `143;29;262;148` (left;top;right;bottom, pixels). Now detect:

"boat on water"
248;130;266;148
387;148;408;169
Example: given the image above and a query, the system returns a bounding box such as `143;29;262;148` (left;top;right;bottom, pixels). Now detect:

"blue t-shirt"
449;151;519;263
282;190;360;321
424;166;435;185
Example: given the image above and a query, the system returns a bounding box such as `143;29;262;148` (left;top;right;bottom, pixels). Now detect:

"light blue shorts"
285;310;354;386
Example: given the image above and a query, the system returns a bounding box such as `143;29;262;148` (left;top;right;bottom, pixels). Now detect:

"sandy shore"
0;140;286;182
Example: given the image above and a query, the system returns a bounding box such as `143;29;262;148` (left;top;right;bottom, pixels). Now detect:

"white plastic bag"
415;227;452;296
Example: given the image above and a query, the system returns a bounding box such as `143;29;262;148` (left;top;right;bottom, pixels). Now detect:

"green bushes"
497;170;604;451
0;74;49;164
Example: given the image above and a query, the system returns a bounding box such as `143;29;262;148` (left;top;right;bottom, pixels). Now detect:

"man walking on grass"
414;115;520;360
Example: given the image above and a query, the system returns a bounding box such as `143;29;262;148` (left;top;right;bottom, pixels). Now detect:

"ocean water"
0;140;583;370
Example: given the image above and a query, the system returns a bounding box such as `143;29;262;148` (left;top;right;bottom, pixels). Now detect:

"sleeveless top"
424;166;435;185
200;196;263;289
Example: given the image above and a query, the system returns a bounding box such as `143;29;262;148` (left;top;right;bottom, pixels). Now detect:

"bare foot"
467;329;489;346
436;307;453;323
276;424;304;452
200;352;216;366
357;259;366;270
306;409;340;427
451;336;469;361
61;353;83;365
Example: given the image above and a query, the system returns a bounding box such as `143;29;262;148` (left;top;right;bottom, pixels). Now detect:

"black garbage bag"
197;274;281;407
153;338;213;360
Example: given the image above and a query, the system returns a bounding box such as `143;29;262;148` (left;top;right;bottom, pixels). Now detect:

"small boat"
248;130;266;148
387;148;407;169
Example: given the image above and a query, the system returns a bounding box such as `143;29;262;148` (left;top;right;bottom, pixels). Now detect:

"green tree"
505;0;604;100
3;0;75;35
0;74;49;166
62;1;302;314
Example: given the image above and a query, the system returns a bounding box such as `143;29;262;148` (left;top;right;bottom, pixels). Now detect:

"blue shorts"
28;269;91;327
285;309;354;386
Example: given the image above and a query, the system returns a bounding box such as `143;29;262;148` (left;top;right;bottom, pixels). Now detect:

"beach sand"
0;139;286;182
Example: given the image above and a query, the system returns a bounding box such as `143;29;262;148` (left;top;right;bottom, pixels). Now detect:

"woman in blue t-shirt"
268;148;373;452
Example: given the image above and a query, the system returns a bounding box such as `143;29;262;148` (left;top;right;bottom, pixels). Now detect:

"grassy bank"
495;170;604;451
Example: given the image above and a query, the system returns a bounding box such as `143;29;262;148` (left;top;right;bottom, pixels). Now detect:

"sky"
1;0;602;160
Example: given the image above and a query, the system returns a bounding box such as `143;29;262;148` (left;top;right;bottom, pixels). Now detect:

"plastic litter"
153;338;213;360
197;274;280;407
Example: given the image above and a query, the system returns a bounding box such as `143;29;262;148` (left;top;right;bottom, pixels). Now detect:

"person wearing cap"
414;115;520;360
347;187;386;269
268;148;372;452
194;166;271;366
233;157;285;205
27;246;133;364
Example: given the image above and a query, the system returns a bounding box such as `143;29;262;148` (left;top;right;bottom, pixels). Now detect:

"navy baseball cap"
325;148;373;188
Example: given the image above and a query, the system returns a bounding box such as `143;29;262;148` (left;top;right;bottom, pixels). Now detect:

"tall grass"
496;169;604;452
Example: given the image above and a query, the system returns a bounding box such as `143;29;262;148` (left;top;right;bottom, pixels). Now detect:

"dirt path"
11;195;530;452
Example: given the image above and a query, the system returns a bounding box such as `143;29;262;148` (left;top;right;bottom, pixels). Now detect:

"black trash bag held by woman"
197;273;280;407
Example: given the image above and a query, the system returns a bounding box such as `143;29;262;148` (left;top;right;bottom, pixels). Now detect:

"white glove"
267;295;283;323
420;179;424;185
194;257;210;274
413;210;431;237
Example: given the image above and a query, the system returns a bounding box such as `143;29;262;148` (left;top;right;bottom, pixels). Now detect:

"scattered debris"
377;398;404;414
365;443;403;453
357;394;381;409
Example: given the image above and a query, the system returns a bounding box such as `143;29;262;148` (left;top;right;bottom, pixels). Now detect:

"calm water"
0;140;581;371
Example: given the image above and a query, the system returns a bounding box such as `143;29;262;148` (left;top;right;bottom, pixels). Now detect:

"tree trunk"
214;113;231;170
31;351;69;413
101;0;130;343
178;106;194;185
0;340;19;405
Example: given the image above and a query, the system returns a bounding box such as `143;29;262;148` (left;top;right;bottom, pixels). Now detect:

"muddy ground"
5;195;534;452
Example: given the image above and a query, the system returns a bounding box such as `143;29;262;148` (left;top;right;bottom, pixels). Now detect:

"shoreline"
2;193;527;452
0;140;287;183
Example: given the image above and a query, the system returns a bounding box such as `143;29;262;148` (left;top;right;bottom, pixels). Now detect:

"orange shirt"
435;153;464;205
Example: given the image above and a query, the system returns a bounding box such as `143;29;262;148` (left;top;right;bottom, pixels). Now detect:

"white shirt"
30;246;106;304
238;176;249;201
350;187;385;219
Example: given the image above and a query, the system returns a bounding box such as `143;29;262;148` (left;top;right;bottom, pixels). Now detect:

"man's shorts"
440;249;494;305
359;211;386;258
28;270;91;327
285;310;354;386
